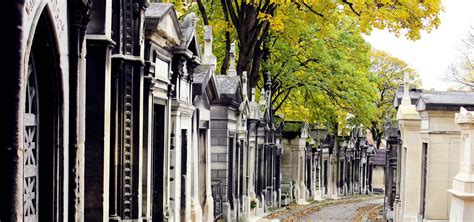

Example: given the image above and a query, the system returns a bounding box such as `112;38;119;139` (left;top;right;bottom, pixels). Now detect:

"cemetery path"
299;197;383;221
261;195;383;222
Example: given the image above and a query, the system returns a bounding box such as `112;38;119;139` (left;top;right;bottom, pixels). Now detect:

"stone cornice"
171;99;195;116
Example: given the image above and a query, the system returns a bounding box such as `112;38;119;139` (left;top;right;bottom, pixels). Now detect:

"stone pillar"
203;129;214;222
330;154;339;199
191;114;203;222
84;24;113;222
394;139;402;222
183;114;194;222
397;74;422;222
247;120;258;218
202;25;216;222
448;107;474;221
314;155;323;200
361;159;367;195
297;146;308;204
170;112;182;222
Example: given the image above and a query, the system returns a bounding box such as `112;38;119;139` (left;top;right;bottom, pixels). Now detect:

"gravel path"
298;198;383;222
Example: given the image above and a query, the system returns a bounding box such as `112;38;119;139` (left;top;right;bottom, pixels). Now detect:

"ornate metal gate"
24;57;39;221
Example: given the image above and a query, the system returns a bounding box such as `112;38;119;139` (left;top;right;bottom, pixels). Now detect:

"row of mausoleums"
1;1;379;221
383;81;474;221
278;121;378;206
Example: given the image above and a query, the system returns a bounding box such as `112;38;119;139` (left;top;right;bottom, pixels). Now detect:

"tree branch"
273;89;293;113
220;0;232;74
300;1;325;18
224;0;240;30
341;0;361;16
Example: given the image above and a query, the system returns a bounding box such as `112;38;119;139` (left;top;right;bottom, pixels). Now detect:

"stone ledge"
397;104;420;120
448;189;474;200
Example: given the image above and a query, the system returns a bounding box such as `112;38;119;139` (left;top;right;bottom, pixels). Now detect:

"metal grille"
211;180;223;220
24;58;39;221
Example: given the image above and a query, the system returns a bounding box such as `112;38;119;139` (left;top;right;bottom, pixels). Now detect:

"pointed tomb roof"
145;3;182;47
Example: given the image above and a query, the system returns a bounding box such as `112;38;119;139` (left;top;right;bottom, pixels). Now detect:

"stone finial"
258;90;267;119
182;12;197;28
265;71;272;104
455;107;474;124
251;88;256;101
249;87;259;119
265;71;272;89
202;26;217;67
204;26;213;56
259;89;266;105
242;71;248;99
401;72;411;106
396;70;419;120
227;43;237;75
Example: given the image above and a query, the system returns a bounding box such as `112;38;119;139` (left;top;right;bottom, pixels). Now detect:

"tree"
448;28;474;90
369;50;420;148
265;6;377;133
191;0;441;89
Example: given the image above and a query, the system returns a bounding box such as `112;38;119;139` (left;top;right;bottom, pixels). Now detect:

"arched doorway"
23;8;62;221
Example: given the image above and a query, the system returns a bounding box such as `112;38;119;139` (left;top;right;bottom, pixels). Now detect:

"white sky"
364;0;474;91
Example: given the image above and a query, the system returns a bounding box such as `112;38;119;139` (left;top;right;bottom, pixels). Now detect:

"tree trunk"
196;0;209;25
370;125;382;149
219;0;231;74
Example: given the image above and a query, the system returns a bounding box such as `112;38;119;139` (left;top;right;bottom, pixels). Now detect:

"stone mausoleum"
1;1;381;221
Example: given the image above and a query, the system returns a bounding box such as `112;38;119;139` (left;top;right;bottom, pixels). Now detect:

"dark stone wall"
0;1;24;220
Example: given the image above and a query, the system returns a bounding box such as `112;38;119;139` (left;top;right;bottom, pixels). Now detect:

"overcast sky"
364;0;474;91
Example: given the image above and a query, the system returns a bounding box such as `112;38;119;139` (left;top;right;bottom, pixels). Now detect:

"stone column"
201;25;216;222
315;154;323;200
297;146;308;204
394;139;402;222
246;120;258;217
169;111;182;222
182;113;194;222
203;129;214;222
448;107;474;221
84;29;113;222
191;114;203;222
397;74;422;222
330;154;338;198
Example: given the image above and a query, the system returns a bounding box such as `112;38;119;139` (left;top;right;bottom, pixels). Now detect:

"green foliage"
250;199;257;209
368;49;420;147
174;0;440;134
182;0;442;86
266;5;376;133
180;1;237;74
282;122;304;133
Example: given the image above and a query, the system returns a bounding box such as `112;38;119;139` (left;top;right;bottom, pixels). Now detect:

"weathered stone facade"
2;1;381;221
280;122;376;206
2;0;91;220
386;74;474;222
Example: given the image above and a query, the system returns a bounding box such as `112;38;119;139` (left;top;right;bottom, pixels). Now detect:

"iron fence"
212;180;223;220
